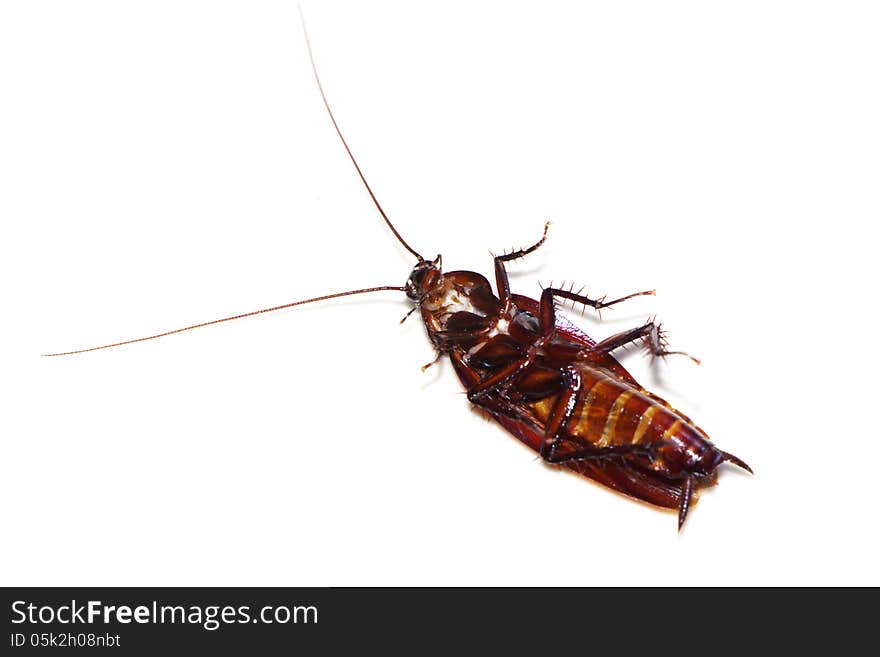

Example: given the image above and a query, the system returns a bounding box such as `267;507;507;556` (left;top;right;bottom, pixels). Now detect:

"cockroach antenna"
298;7;424;262
42;287;406;356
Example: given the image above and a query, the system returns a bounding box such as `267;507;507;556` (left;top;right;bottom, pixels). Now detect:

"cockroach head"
405;254;442;301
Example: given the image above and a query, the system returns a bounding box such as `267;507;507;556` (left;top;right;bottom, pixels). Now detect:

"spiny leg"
490;221;653;319
536;365;581;458
496;221;551;264
678;477;695;531
544;287;655;315
494;222;550;310
589;320;700;364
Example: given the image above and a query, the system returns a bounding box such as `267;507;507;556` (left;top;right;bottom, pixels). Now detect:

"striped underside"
529;365;704;448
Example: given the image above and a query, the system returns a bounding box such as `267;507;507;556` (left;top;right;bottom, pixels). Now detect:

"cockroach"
45;14;751;529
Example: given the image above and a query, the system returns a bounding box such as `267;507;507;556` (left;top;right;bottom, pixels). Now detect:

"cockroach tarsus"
45;13;751;530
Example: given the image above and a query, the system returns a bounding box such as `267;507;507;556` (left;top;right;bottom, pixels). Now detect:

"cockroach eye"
405;267;428;300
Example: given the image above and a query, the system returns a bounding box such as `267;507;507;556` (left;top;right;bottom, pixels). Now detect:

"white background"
1;1;878;586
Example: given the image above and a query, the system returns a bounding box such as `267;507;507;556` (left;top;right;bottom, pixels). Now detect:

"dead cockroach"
45;14;751;529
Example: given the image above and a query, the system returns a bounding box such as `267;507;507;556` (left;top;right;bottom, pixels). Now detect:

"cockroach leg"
421;351;443;371
588;321;700;364
494;222;551;310
543;442;654;464
469;392;540;427
544;287;655;314
400;306;419;324
538;365;581;457
678;477;695;530
496;221;551;264
466;350;541;401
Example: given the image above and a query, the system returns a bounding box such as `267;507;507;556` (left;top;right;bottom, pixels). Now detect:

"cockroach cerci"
46;14;751;530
